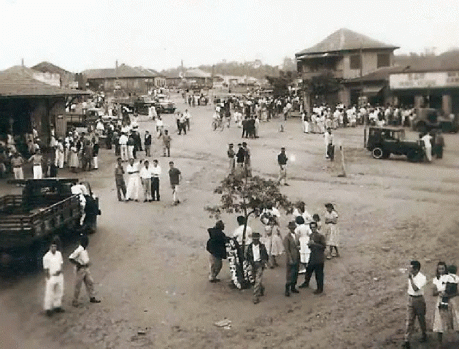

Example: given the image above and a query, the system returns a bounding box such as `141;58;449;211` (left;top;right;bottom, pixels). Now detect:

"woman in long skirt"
262;217;284;268
432;262;459;344
324;203;340;259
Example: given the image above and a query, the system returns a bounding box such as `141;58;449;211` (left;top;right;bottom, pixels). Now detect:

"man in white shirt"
43;239;64;316
324;128;334;160
118;132;129;161
150;159;161;201
403;260;427;348
139;160;153;202
233;216;252;247
69;236;100;307
421;133;432;162
184;109;192;131
125;158;141;201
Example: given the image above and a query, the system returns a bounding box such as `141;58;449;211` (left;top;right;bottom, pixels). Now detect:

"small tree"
206;173;293;256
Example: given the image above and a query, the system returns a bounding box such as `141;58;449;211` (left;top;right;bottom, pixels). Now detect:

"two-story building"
296;28;399;109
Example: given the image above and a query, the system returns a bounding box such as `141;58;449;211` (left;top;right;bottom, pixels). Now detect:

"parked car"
412;108;459;133
154;94;176;114
366;126;424;162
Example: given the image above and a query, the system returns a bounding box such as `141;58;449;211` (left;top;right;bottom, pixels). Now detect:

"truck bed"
0;195;82;249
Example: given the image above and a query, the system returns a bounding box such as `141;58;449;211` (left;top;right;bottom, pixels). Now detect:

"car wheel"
382;151;391;159
372;147;384;159
407;150;422;162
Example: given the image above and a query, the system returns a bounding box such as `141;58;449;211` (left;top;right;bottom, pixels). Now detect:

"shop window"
377;53;390;68
350;55;361;70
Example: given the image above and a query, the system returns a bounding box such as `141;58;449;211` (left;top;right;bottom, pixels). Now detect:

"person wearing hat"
277;147;289;186
42;237;64;316
300;221;326;294
206;220;228;283
324;203;340;259
245;232;269;304
227;143;235;173
283;221;301;297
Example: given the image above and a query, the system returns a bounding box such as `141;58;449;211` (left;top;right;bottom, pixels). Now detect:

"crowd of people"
206;201;340;304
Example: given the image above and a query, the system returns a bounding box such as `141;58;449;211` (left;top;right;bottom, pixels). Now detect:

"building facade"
295;28;399;109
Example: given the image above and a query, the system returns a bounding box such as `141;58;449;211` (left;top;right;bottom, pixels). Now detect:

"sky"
1;0;459;73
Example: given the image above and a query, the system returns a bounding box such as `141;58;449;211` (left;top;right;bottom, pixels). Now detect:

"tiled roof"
296;28;399;57
0;65;88;98
32;61;72;75
184;68;211;78
83;64;161;79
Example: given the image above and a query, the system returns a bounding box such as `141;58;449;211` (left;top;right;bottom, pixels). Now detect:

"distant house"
82;64;165;93
165;68;213;89
32;61;77;89
296;28;399;108
0;65;88;144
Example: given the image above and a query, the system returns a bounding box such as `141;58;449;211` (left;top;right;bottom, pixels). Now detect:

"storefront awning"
362;85;384;95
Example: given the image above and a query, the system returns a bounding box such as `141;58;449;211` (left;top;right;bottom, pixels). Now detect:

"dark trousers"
116;179;127;201
304;263;324;291
286;262;299;287
151;177;160;201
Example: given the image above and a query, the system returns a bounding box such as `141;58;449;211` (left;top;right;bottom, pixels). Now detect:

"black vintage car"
366;126;424;162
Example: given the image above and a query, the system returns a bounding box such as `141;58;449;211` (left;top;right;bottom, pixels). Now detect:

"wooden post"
338;144;347;177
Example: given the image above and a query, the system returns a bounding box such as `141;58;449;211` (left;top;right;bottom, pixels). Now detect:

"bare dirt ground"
1;93;459;349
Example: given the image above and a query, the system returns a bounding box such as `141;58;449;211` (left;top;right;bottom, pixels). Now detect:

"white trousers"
425;146;432;162
33;165;43;179
127;145;134;160
13;167;24;179
303;121;309;133
56;152;64;168
120;144;128;161
172;184;179;202
92;156;98;169
44;275;64;310
126;175;141;200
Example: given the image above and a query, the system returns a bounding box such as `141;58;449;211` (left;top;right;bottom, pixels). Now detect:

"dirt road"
1;94;459;349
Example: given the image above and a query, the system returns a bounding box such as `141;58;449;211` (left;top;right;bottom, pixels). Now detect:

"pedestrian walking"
168;161;181;205
421;132;432;162
277;147;289;186
119;132;128;161
300;221;326;294
324;128;334;160
115;157;127;201
125;158;141;202
433;130;445;159
302;112;309;133
160;130;171;157
227;143;235;173
144;131;152;157
43;238;64;316
92;140;99;170
283;221;300;297
11;152;24;179
402;260;427;348
206;220;228;283
245;232;269;304
140;160;153;202
69;236;101;307
150;159;161;201
324;203;340;259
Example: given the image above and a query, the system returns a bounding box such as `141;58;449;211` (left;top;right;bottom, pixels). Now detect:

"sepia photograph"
0;0;459;348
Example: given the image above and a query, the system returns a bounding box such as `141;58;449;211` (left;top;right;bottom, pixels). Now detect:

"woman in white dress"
324;203;340;259
261;216;284;268
295;216;311;274
432;262;459;344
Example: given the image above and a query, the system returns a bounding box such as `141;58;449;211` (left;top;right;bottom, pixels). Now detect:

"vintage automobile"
412;108;459;133
155;94;176;114
366;126;424;162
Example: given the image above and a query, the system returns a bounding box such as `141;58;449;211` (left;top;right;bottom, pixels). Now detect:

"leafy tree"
265;70;296;97
302;71;342;105
205;173;293;255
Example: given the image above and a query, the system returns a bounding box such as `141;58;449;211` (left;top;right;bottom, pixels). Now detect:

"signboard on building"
390;71;459;90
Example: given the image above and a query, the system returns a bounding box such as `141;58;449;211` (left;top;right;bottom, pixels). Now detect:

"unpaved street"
1;94;459;349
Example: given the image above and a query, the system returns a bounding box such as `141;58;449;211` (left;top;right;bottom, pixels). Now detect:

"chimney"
115;60;118;80
21;58;24;67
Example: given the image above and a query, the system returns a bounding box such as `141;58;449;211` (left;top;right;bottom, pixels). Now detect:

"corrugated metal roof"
0;66;88;98
296;28;399;57
83;64;161;79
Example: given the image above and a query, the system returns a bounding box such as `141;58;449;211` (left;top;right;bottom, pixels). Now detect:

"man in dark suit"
144;131;152;157
206;220;228;283
300;221;326;294
245;232;269;304
283;221;300;297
